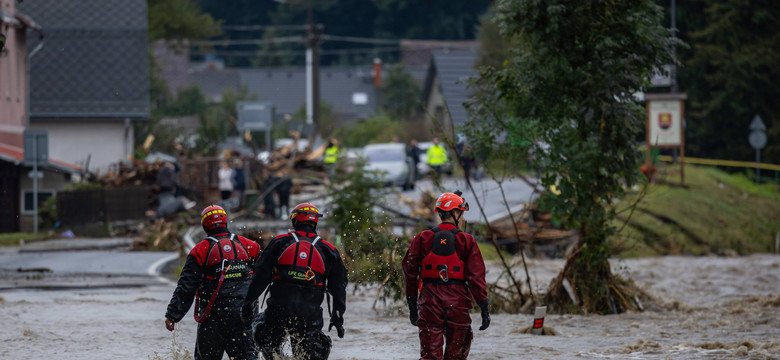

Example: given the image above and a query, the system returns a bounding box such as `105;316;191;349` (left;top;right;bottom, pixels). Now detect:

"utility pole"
276;0;320;138
306;5;321;138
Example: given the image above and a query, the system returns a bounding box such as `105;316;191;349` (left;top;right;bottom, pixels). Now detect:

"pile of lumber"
266;132;327;175
400;190;438;222
90;156;165;188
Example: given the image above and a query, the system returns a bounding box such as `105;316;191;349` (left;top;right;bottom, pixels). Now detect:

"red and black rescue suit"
165;231;261;360
242;225;347;360
403;223;488;360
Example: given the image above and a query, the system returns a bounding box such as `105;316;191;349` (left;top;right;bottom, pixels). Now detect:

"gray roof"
191;68;240;103
239;66;378;120
19;0;150;119
429;50;478;128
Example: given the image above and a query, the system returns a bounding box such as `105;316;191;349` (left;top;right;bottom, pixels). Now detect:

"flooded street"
1;254;778;359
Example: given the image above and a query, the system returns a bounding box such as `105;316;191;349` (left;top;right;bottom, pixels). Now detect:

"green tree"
676;0;780;164
148;0;222;42
195;86;257;155
250;28;300;67
379;64;422;121
471;0;675;314
341;114;404;147
292;102;340;139
326;157;406;301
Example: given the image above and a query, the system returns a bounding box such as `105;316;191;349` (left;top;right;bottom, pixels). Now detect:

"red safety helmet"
435;192;469;213
201;205;228;232
290;202;323;225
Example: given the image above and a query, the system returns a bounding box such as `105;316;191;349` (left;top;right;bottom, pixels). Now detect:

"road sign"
27;171;43;179
23;129;48;165
749;131;767;150
748;114;768;184
237;101;274;132
749;114;766;132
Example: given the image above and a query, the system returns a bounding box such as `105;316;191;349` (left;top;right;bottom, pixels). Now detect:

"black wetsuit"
242;225;347;360
165;231;261;360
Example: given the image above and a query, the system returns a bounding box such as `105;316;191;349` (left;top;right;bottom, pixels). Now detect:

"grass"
0;232;54;247
478;241;513;261
609;164;780;257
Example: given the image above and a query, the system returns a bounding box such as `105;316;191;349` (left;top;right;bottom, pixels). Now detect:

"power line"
191;46;400;58
189;36;304;46
190;34;400;47
320;35;399;45
221;24;310;31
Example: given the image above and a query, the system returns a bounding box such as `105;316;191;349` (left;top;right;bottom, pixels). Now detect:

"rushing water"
0;254;778;359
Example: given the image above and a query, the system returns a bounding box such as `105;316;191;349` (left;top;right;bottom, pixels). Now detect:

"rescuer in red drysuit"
164;205;261;360
402;191;490;360
241;202;347;360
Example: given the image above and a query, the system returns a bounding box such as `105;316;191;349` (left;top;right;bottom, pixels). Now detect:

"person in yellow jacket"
324;139;340;165
324;139;340;181
426;137;448;177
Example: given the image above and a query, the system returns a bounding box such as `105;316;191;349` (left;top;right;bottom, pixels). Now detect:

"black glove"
477;298;490;331
407;296;419;326
241;302;254;327
328;311;345;339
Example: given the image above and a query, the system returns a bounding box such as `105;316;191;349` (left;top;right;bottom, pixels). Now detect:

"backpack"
420;226;465;284
274;232;326;286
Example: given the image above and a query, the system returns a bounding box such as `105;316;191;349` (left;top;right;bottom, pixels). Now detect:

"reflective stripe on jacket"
324;146;339;164
426;145;447;166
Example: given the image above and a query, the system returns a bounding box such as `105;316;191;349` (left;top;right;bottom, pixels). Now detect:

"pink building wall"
0;0;28;148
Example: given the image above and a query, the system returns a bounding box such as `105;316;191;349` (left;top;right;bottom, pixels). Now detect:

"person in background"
408;139;422;181
426;137;448;178
154;161;194;217
323;139;340;181
165;205;261;360
218;160;234;200
456;134;476;180
275;168;293;220
232;160;247;211
261;169;277;219
402;191;490;360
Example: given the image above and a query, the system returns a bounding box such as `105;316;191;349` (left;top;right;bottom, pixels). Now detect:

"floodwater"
1;254;778;359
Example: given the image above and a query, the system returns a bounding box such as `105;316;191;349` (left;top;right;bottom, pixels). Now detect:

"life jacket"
203;234;253;281
274;232;326;286
194;234;253;323
420;226;465;284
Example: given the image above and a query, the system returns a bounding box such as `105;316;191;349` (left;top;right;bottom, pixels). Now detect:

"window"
21;189;55;215
352;92;368;105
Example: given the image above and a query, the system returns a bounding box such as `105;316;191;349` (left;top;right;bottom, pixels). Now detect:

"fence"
657;155;780;183
58;186;150;226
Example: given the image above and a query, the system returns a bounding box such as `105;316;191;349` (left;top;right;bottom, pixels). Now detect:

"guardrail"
658;155;780;183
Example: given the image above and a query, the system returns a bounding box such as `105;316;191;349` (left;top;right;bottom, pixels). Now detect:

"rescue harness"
194;234;252;323
420;226;466;285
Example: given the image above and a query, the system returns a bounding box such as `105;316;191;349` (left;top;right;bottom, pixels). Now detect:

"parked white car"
362;143;414;190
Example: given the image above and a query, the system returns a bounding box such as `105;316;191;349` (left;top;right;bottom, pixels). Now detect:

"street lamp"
274;0;320;137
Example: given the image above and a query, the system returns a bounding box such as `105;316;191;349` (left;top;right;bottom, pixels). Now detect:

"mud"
0;254;778;359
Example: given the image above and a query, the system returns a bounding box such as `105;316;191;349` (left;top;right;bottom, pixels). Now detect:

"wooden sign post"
645;93;687;184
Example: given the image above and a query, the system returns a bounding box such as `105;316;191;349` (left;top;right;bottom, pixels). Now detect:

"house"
240;66;379;125
18;0;150;174
0;0;79;233
420;49;478;139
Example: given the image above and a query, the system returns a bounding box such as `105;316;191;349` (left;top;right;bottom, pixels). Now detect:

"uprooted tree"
467;0;677;314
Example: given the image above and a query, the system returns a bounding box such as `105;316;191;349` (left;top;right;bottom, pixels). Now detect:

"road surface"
0;238;177;290
392;176;539;223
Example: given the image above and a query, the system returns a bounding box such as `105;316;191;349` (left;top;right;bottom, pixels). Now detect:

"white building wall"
32;119;134;174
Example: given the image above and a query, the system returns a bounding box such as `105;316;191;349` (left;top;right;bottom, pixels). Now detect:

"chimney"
373;58;382;88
